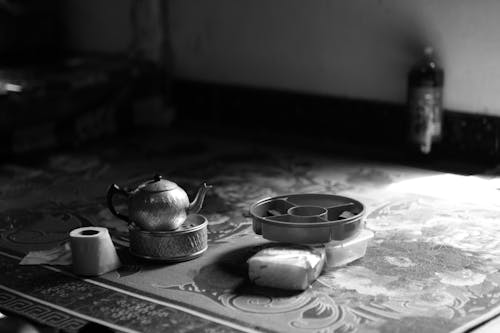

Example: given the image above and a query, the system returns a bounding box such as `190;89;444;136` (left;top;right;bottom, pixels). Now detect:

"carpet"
1;134;500;333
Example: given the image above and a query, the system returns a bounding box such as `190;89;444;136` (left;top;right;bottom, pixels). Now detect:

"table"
2;133;500;333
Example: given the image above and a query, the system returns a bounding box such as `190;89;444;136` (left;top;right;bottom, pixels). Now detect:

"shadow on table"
213;243;305;298
113;242;304;299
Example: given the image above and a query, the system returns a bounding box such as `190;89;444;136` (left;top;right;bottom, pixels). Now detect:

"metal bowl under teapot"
107;174;212;231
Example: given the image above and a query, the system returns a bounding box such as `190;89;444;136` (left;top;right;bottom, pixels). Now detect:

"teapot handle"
106;184;130;222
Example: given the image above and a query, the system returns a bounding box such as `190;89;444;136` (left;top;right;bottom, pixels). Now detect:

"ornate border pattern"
0;289;87;332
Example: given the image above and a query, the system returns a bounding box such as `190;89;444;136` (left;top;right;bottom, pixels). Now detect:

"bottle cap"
424;46;434;56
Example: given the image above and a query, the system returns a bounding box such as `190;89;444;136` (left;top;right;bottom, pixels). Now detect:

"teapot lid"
139;175;178;192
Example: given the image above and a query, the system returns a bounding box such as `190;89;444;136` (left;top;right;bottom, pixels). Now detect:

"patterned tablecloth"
1;133;500;333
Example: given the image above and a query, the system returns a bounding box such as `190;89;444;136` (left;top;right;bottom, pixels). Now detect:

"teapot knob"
153;174;163;182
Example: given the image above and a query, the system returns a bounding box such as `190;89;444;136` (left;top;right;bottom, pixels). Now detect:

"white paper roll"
69;227;121;276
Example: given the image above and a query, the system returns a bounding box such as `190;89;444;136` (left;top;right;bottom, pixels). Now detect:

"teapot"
106;175;211;231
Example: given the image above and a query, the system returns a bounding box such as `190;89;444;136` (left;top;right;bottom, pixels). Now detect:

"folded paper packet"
248;245;326;290
20;243;72;266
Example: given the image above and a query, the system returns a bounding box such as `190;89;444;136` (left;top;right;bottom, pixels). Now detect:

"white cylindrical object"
325;229;374;268
69;227;121;276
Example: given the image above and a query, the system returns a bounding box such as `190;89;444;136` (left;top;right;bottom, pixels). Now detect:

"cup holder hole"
80;230;99;236
288;206;327;217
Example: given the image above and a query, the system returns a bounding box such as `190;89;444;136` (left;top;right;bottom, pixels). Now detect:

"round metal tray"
128;214;208;262
250;194;365;244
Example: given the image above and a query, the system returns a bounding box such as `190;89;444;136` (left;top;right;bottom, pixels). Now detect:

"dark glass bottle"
407;47;444;154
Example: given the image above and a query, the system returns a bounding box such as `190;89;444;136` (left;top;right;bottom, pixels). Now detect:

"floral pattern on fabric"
1;136;500;333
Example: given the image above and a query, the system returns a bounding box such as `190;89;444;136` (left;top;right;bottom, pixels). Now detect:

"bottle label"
408;87;443;152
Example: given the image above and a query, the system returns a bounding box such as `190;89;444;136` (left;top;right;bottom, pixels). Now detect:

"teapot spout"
188;182;212;214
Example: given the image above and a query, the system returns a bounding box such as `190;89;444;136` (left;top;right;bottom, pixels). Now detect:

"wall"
169;0;500;115
63;0;132;54
63;0;165;62
62;1;500;115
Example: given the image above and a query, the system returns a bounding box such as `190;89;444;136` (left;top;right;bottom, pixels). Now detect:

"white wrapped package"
325;229;374;268
248;245;325;290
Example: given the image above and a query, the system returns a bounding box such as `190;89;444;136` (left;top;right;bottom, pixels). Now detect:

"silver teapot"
107;175;211;231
